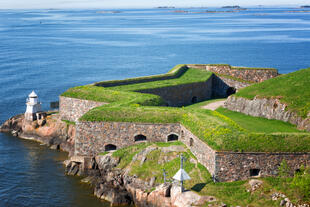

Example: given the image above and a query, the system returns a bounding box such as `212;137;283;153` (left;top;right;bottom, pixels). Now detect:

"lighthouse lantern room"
25;91;41;121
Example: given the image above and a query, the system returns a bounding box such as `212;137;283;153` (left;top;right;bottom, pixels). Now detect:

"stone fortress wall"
74;120;310;182
75;121;181;156
58;64;310;182
224;95;310;132
59;96;107;122
136;78;213;107
205;64;279;83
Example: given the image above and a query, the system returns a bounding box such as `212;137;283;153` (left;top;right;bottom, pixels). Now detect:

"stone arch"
249;169;260;177
191;96;198;104
167;134;179;142
134;134;147;142
105;144;117;152
189;138;194;146
226;87;236;96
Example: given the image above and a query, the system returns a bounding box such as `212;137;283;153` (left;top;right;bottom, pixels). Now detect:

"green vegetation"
62;65;310;152
106;143;309;206
216;107;305;133
80;106;184;123
109;68;213;91
264;163;310;204
62;119;76;125
61;85;166;107
94;64;188;87
235;67;310;118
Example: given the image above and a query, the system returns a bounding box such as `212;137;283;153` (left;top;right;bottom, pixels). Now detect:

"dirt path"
201;100;226;110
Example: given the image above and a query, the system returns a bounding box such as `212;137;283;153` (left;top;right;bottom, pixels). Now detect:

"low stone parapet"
59;96;107;122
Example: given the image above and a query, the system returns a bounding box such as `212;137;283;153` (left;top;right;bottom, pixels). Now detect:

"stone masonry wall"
211;74;251;98
59;96;107;122
224;96;310;132
136;79;213;107
180;125;217;176
74;121;310;181
206;65;278;83
215;152;310;182
75;121;181;156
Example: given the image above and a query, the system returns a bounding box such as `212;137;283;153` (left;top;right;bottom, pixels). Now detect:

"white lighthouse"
25;91;41;121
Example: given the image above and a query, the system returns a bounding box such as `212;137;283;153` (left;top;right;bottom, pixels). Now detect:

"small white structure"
25;91;41;121
173;154;191;192
173;169;191;182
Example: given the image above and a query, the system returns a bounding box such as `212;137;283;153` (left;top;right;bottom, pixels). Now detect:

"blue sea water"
0;8;309;206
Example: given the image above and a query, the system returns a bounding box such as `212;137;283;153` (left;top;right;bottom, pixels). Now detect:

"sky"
0;0;309;9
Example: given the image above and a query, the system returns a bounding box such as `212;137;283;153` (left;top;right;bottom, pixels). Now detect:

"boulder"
248;179;263;192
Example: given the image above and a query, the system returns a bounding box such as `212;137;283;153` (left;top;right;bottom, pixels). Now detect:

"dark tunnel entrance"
226;87;236;96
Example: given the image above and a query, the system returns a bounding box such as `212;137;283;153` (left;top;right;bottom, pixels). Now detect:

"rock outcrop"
0;113;76;155
224;96;310;132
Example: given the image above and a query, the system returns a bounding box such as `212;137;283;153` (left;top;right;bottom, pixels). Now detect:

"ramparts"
224;96;310;132
74;121;310;182
136;78;213;106
189;64;278;83
75;121;181;156
59;96;107;122
58;64;310;182
94;65;188;87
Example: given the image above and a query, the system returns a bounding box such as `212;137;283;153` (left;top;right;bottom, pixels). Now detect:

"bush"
290;166;310;200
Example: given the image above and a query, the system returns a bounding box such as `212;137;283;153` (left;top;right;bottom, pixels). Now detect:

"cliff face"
0;113;76;155
224;96;310;132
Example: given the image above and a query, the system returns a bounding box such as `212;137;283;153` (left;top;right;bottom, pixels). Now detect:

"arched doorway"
226;87;236;96
191;96;198;104
134;134;147;142
167;134;179;142
190;138;194;146
105;144;117;152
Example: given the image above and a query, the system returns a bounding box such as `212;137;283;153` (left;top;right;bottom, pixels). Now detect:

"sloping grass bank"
235;67;310;118
62;66;310;153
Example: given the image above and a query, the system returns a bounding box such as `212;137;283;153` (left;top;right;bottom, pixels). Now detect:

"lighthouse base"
25;112;46;121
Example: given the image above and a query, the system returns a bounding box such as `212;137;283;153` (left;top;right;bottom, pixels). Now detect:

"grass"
235;67;310;118
94;64;188;87
61;85;166;107
82;104;310;152
216;107;306;133
80;106;185;123
105;143;309;206
62;65;310;153
108;68;213;91
62;119;76;125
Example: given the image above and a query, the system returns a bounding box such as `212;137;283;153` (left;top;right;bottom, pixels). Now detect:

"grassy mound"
102;142;309;206
216;107;305;133
235;67;310;118
109;68;213;91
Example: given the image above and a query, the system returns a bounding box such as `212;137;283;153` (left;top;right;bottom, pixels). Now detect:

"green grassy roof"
235;67;310;118
62;65;310;153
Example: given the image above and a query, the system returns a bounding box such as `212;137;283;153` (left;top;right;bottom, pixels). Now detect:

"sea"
0;7;309;206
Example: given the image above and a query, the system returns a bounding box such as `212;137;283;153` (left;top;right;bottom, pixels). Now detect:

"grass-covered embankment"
216;107;305;133
235;67;310;118
63;65;310;153
105;142;309;206
94;64;188;87
81;104;310;152
61;85;166;107
109;68;213;91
